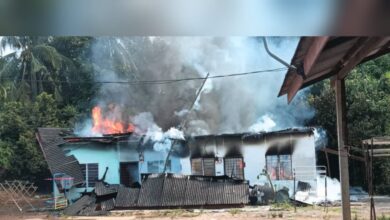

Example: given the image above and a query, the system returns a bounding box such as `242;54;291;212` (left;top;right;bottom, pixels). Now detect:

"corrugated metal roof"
94;181;118;196
36;128;84;185
99;198;115;211
64;174;248;215
63;194;96;216
137;175;164;207
160;175;187;207
115;186;139;208
138;174;249;208
183;178;209;206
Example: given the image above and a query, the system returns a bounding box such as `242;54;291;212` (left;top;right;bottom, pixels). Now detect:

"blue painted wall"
62;142;182;201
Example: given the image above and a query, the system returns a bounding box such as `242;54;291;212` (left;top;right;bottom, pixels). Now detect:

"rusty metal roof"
278;37;390;103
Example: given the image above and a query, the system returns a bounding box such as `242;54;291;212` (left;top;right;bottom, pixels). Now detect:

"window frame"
190;157;216;176
79;163;99;187
224;157;245;180
265;154;292;180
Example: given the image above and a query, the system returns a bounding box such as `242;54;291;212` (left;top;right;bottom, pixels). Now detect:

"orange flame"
91;106;135;135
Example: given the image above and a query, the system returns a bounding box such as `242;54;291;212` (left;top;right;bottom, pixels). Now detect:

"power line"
0;67;287;85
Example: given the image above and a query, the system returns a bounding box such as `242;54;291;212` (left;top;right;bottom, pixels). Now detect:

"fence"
0;180;37;212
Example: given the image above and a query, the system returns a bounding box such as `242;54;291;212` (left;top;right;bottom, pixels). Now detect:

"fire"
91;106;135;135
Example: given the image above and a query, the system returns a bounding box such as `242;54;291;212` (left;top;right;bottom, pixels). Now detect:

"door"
120;162;139;187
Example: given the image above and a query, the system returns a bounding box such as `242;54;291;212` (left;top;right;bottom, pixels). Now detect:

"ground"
1;198;390;220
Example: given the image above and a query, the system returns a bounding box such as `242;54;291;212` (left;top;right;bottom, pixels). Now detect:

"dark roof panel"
137;175;164;207
94;181;118;196
63;195;96;216
138;174;249;208
183;178;209;206
36;128;84;185
161;175;187;206
99;198;115;211
115;186;140;208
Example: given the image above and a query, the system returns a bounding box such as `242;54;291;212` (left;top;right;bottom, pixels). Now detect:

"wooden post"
325;151;331;177
335;78;351;220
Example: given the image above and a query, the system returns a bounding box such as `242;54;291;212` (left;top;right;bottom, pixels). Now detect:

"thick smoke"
313;127;329;149
77;37;316;136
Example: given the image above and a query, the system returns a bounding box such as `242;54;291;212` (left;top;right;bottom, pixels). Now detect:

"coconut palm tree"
0;36;79;102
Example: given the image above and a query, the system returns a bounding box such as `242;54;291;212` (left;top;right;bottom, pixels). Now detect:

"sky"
0;37;16;57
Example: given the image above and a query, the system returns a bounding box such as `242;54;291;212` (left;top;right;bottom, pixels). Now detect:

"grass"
270;202;293;211
153;209;203;218
378;214;390;220
228;208;242;215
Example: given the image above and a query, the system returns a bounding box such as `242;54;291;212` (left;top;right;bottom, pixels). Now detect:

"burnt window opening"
266;154;292;180
79;163;99;187
224;157;244;180
147;160;171;173
191;158;215;176
120;162;139;187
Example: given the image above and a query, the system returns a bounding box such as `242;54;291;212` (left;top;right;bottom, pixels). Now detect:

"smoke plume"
76;37;316;136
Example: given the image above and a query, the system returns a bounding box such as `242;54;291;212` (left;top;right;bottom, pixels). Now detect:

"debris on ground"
63;174;249;216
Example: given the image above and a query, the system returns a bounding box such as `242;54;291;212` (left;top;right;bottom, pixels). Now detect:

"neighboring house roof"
36;128;84;185
278;37;390;103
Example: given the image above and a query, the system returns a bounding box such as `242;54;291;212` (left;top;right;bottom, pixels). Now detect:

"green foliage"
0;140;13;170
378;214;390;220
0;36;98;182
0;93;77;181
308;54;390;193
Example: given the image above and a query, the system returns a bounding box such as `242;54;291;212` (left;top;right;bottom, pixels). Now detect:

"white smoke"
74;119;100;137
147;127;185;152
153;138;173;152
316;175;341;202
133;112;161;135
248;114;277;132
165;127;185;140
132;112;185;152
313;127;328;149
295;175;342;204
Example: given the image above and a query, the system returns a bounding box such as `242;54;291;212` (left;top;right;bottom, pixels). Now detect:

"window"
120;162;139;186
191;158;215;176
266;154;292;180
224;157;244;179
80;163;99;187
147;160;171;173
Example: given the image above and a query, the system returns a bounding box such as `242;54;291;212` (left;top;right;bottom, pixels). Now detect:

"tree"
0;37;101;183
307;54;390;194
0;37;96;106
0;93;77;182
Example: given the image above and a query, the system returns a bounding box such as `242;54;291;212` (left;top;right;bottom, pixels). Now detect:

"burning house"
36;125;317;207
35;101;317;212
185;128;317;193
